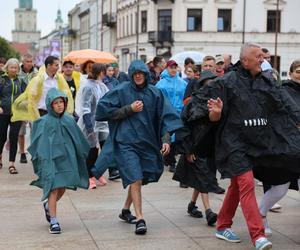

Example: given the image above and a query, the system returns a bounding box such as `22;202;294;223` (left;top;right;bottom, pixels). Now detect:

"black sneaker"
135;219;147;235
20;153;27;164
49;223;61;234
119;209;137;224
179;183;188;188
205;209;217;226
43;201;50;223
169;165;176;173
214;185;225;194
108;169;121;180
187;202;203;218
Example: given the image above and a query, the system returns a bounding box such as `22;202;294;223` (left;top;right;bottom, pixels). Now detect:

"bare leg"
48;189;59;218
18;135;25;154
200;193;211;211
191;189;200;203
130;180;143;220
124;186;133;210
56;188;66;202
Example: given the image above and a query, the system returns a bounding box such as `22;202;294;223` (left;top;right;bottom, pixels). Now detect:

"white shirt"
38;73;59;110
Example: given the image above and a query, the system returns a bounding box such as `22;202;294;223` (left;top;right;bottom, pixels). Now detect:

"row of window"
118;8;281;38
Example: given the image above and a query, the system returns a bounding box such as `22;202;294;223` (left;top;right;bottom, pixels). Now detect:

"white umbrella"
170;51;206;66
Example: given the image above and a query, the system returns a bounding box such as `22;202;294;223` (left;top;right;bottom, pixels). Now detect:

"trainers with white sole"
255;237;272;250
216;228;241;243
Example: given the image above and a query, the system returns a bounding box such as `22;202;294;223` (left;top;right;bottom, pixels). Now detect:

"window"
187;9;202;31
267;10;280;32
218;9;231;32
131;13;133;35
141;11;147;33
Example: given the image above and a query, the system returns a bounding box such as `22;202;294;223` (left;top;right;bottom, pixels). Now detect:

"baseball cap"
166;60;178;67
215;55;225;64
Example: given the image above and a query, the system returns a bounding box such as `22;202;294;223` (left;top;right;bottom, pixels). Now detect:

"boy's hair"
45;56;59;68
262;48;269;53
203;55;216;63
289;59;300;73
184;57;195;65
88;63;106;80
63;60;74;66
0;57;6;64
186;64;199;73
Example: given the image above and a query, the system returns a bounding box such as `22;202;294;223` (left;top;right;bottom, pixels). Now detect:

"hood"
45;88;68;117
128;60;151;86
199;70;217;86
161;69;180;80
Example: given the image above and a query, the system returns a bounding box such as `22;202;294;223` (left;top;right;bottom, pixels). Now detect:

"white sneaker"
263;217;272;236
269;203;282;212
257;181;263;186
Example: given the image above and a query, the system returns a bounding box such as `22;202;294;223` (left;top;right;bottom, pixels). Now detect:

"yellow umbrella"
64;49;117;64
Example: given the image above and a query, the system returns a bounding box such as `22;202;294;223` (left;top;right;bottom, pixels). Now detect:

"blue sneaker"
216;228;241;243
255;237;272;250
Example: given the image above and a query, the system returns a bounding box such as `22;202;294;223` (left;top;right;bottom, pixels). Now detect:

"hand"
160;143;170;156
0;107;3;114
131;100;144;112
207;97;223;121
186;154;196;163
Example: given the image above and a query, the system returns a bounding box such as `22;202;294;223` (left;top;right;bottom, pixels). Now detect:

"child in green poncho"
28;88;90;234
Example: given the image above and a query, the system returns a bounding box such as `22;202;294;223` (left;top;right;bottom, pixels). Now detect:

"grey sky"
0;0;81;41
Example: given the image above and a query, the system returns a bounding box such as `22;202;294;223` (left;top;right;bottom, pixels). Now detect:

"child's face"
52;97;65;114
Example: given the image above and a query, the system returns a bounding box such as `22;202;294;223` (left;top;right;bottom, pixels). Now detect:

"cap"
166;60;178;68
215;55;225;64
110;62;119;68
146;57;154;65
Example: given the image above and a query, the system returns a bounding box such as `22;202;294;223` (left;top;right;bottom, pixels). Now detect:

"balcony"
102;13;117;27
148;31;174;47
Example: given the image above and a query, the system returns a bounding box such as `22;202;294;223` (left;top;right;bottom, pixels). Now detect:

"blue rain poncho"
28;88;90;200
156;69;187;114
92;60;183;188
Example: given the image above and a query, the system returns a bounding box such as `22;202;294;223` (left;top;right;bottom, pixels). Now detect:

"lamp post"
136;0;140;59
274;0;279;71
242;0;246;44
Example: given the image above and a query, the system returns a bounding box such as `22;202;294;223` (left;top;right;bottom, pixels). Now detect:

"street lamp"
274;0;279;71
136;0;140;59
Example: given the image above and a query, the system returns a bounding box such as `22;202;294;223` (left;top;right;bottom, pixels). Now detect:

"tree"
0;37;20;60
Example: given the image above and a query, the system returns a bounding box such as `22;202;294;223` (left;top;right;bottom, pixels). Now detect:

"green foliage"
0;37;20;60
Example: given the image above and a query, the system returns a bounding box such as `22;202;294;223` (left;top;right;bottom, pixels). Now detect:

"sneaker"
20;153;27;164
108;169;120;180
98;176;107;186
257;181;263;186
187;202;203;218
263;217;272;236
43;201;50;223
269;203;282;212
49;223;61;234
119;209;137;224
179;183;188;188
89;177;97;189
135;219;147;235
214;185;225;194
216;228;241;243
255;237;272;250
169;165;176;173
205;209;217;226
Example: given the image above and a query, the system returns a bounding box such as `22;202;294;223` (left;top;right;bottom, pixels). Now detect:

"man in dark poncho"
182;43;300;249
94;60;182;235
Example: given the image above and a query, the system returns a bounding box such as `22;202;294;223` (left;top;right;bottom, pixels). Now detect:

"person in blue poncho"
28;88;90;234
156;60;187;174
93;60;182;235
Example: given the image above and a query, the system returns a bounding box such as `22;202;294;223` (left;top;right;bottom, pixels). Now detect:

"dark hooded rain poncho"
182;63;300;183
93;60;182;188
29;88;90;200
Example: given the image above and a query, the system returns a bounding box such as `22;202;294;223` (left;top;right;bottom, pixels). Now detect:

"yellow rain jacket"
11;69;74;122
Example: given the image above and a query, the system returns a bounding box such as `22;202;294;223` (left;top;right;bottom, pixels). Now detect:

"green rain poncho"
29;88;90;200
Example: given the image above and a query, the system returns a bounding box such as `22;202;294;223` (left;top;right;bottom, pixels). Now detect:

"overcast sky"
0;0;82;41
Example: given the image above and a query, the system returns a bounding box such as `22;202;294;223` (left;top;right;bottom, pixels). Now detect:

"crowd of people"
0;42;299;250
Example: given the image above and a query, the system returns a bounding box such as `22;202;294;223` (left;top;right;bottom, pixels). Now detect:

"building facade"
12;0;41;43
115;0;300;76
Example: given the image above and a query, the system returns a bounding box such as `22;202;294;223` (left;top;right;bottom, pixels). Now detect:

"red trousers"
216;170;265;244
